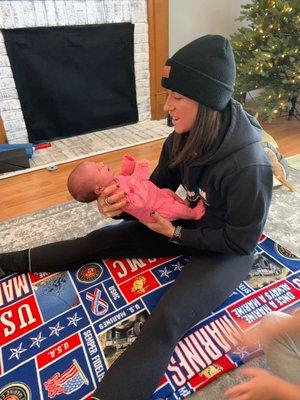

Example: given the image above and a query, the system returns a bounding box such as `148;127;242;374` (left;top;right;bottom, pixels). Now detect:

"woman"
1;35;273;400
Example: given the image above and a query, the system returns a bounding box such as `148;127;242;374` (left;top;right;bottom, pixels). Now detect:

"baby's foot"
194;201;205;219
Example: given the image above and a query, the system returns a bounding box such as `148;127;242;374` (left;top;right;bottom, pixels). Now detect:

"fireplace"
0;0;151;144
2;23;138;143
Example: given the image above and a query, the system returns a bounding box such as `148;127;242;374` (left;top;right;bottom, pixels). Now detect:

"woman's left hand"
142;211;175;238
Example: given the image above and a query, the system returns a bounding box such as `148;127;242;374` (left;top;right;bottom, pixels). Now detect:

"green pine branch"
230;0;300;121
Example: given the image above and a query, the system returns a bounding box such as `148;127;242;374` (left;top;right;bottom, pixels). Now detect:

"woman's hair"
171;104;221;167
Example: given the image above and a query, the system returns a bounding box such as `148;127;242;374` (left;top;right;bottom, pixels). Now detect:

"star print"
30;332;46;348
67;312;83;327
231;345;251;359
158;267;172;278
9;342;27;360
172;261;183;271
49;322;65;337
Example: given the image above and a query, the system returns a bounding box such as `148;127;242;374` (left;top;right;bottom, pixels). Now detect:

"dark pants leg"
1;221;183;272
94;252;253;400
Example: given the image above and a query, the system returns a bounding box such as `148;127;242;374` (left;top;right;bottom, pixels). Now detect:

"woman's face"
163;90;198;134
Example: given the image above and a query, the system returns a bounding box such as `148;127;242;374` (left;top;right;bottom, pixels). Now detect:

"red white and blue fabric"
0;235;299;399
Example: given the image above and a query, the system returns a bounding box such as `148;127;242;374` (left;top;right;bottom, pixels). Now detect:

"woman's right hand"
97;184;128;218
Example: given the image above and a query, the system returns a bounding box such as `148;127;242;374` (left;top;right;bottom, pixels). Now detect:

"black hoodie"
150;99;273;255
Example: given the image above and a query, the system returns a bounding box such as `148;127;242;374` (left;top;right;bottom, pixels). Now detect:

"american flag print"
44;359;88;398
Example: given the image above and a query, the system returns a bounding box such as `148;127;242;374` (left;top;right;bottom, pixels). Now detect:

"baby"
67;154;205;223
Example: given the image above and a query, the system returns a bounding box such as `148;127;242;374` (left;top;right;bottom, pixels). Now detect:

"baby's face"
93;162;115;187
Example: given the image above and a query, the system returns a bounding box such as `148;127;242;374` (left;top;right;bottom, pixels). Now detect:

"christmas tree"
230;0;300;121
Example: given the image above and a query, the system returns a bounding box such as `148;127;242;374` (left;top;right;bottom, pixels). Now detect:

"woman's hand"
142;211;175;238
224;368;285;400
97;184;128;218
237;325;264;349
237;314;286;349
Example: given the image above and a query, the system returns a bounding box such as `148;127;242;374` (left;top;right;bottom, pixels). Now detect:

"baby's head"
67;161;114;203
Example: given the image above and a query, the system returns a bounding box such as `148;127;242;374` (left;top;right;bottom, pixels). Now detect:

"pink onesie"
112;155;205;223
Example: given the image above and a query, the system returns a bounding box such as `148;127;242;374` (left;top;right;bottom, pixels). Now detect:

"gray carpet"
0;168;299;399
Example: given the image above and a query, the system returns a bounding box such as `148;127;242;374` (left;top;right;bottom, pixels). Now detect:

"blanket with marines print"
0;234;299;400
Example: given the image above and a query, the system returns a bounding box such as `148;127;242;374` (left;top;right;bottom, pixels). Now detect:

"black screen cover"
2;23;138;143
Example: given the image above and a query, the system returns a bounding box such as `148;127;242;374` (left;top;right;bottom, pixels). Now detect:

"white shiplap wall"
0;0;150;144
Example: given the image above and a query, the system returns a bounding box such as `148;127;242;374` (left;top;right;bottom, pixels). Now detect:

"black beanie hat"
161;35;236;111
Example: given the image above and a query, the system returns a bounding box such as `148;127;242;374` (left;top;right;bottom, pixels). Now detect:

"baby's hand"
97;184;128;218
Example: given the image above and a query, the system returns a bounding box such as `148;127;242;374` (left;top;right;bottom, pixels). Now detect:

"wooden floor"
261;116;300;158
0;140;165;221
0;116;299;222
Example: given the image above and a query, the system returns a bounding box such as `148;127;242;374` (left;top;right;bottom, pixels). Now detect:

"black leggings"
3;221;253;399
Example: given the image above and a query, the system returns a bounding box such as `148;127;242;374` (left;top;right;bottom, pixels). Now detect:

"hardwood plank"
0;115;7;144
262;117;300;158
0;139;165;221
148;0;169;119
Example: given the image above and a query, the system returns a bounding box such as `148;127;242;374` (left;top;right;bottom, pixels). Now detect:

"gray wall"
169;0;249;55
